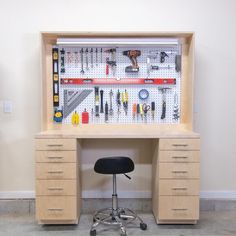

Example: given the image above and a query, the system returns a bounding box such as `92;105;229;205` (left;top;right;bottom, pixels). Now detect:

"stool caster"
120;226;127;236
140;222;147;230
90;229;96;236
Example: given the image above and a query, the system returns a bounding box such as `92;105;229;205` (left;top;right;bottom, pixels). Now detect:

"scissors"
142;103;150;122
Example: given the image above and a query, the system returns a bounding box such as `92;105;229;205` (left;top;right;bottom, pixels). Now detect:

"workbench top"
35;125;200;139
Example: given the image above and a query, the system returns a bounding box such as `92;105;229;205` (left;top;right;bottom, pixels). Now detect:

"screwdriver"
137;104;140;121
94;87;99;117
151;102;155;121
132;103;137;120
122;90;128;115
140;104;143;121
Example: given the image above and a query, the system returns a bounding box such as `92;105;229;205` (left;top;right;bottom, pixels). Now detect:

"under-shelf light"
56;38;180;47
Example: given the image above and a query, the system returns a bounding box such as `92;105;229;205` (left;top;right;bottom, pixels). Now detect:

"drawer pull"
172;208;188;211
47;156;63;159
172;171;188;173
47;187;64;191
172;156;188;159
172;187;188;190
47;144;63;147
47;171;63;174
47;208;63;211
172;144;188;147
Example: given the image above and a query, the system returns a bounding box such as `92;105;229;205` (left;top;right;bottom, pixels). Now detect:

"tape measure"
53;109;63;123
138;89;149;100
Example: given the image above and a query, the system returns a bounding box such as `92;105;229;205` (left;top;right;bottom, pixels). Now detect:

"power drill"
123;50;141;72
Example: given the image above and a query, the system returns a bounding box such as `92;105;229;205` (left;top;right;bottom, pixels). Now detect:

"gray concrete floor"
0;211;236;236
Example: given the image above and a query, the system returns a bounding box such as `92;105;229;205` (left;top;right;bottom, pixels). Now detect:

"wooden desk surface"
35;125;200;139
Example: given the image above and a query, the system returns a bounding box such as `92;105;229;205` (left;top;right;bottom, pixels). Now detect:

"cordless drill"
123;50;141;72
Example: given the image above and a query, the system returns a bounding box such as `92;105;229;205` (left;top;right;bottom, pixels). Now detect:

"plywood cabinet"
35;138;80;224
152;138;200;224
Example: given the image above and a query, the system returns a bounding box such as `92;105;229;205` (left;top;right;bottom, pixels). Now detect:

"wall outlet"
3;101;13;113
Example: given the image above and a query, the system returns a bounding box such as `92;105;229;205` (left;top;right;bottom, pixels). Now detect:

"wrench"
85;48;89;70
80;48;84;74
90;48;93;68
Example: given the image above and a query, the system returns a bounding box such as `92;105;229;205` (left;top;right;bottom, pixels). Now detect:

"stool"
90;156;147;236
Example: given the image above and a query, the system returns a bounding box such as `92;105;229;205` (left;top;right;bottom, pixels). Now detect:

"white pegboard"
57;45;181;124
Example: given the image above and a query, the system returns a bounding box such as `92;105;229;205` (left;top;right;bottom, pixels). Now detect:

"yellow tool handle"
72;111;79;125
122;90;128;103
140;104;143;115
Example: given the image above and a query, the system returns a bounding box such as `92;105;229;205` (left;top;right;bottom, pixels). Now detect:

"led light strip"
57;38;179;47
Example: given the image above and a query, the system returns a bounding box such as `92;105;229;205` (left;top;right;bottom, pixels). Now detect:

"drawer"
36;180;76;196
159;179;199;196
158;196;199;220
159;163;200;179
159;139;200;150
159;151;200;163
36;163;77;179
35;139;77;151
36;196;77;221
36;151;77;163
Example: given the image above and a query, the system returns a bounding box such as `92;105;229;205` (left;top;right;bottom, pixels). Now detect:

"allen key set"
52;39;182;125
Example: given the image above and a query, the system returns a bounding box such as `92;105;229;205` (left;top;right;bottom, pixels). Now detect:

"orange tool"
132;103;137;120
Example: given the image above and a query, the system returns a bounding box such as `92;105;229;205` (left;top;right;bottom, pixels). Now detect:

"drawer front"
36;196;77;220
159;151;200;163
36;163;76;179
159;196;199;220
35;139;77;151
36;180;76;196
159;139;200;150
159;163;200;179
36;151;77;163
159;179;199;196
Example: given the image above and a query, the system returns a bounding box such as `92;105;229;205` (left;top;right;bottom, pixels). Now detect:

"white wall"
0;0;236;198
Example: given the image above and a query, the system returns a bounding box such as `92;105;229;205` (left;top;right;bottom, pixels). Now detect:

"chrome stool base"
90;173;147;236
90;207;147;236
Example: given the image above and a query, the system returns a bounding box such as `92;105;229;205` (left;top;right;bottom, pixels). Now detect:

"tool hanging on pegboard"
52;48;59;107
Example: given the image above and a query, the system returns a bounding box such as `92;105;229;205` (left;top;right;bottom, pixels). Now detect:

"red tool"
106;57;109;75
82;109;89;124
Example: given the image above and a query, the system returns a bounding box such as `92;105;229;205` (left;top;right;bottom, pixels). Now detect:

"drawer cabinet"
36;163;77;179
35;138;79;224
159;139;200;151
36;180;76;196
159;163;200;179
159;196;199;220
36;151;76;163
36;196;77;220
35;139;77;151
153;138;200;224
159;179;199;196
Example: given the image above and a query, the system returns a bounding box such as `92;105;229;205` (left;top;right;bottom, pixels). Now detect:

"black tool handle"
137;104;140;114
95;87;99;117
105;102;108;122
100;90;104;113
161;101;166;119
151;102;155;111
151;66;159;70
160;52;168;63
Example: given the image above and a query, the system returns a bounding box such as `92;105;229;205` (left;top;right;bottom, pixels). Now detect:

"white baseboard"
1;191;236;200
200;191;236;199
0;191;35;199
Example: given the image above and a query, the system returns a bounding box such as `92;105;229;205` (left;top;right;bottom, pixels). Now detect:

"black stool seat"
94;156;134;175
